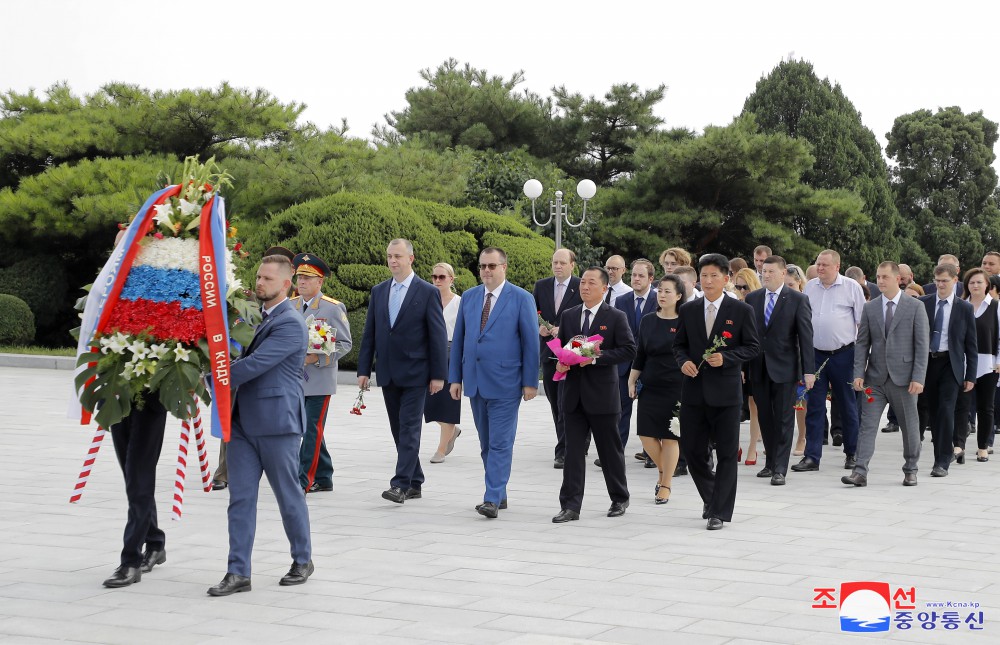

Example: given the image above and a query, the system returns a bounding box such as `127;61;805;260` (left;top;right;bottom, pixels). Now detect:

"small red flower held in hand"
722;331;733;339
864;386;874;403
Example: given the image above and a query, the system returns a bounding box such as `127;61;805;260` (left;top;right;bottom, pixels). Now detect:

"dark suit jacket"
534;276;582;369
866;280;881;299
673;296;760;407
613;289;658;376
556;303;636;416
230;298;308;437
745;287;814;385
357;275;448;387
920;294;978;383
922;282;965;299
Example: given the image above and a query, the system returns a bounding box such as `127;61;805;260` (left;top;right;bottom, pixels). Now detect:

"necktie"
389;283;403;327
765;291;776;327
931;299;946;352
635;297;644;328
605;289;612;304
480;292;493;332
884;300;894;338
260;309;269;323
705;302;717;336
555;282;566;313
582;309;592;336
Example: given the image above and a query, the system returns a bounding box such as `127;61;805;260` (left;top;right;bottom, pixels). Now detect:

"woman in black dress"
628;274;687;504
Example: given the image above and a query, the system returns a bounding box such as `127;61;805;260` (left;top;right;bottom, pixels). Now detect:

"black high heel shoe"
955;450;966;465
977;450;989;462
655;486;670;505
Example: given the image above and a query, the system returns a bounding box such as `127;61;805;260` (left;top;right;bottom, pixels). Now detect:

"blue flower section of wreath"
120;265;202;310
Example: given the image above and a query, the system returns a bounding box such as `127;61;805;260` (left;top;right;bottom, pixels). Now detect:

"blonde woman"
785;265;809;455
733;267;762;465
426;263;462;462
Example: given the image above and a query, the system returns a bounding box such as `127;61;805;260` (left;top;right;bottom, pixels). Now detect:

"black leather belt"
817;343;854;355
929;351;949;359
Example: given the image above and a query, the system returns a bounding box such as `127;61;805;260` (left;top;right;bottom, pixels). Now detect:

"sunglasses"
479;263;504;270
430;274;449;281
734;284;750;291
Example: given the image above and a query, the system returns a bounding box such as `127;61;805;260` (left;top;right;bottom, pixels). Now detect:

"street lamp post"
523;179;597;250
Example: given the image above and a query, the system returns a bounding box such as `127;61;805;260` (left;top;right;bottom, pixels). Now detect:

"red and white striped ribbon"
172;414;192;521
69;426;106;503
191;402;213;492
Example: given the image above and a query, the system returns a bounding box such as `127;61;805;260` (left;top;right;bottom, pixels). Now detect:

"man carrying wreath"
674;254;760;530
291;252;352;493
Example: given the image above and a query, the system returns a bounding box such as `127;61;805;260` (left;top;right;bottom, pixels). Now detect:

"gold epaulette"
321;295;342;305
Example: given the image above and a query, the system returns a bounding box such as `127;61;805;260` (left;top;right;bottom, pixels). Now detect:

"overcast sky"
5;0;998;164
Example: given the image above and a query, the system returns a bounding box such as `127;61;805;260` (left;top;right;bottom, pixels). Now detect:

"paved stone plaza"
1;363;997;644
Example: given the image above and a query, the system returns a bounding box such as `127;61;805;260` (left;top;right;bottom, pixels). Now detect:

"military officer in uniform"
292;252;353;493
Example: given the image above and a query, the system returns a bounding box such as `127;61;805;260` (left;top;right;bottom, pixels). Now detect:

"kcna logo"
812;582;985;632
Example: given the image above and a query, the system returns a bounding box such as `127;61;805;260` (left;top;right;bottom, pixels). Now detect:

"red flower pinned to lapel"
722;331;733;339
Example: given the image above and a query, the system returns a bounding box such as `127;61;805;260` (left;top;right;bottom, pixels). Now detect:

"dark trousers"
299;395;333;489
680;402;740;522
806;348;859;464
922;355;960;470
955;372;999;450
110;396;167;568
542;364;566;458
559;405;629;512
382;384;426;490
752;375;797;476
616;373;634;450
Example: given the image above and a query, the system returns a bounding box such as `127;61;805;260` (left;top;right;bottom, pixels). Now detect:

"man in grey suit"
844;262;929;487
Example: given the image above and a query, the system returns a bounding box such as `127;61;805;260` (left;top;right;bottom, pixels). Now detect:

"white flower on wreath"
148;343;170;360
173;345;192;362
178;198;200;217
153;203;174;226
127;339;149;360
101;332;129;355
121;361;136;381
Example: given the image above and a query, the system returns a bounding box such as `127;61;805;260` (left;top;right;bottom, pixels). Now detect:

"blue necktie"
634;297;644;328
389;283;403;327
583;309;592;336
765;291;775;327
931;299;946;352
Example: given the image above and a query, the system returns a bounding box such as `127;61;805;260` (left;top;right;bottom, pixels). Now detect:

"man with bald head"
604;255;631;304
898;264;914;290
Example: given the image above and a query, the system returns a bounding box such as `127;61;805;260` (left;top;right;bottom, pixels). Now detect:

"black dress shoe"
381;487;406;503
791;457;819;472
140;548;166;573
634;451;647;461
307;482;333;493
594;458;602;468
552;509;580;523
279;560;314;586
404;488;422;499
674;464;688;476
207;573;251;596
844;455;857;470
644;456;656;468
553;456;565;469
770;473;786;486
702;503;710;519
903;472;918;486
102;565;141;588
477;502;499;518
211;480;228;491
831;433;844;447
607;501;629;517
476;498;508;512
706;517;724;530
881;422;899;433
841;472;867;487
930;466;948;477
756;467;773;478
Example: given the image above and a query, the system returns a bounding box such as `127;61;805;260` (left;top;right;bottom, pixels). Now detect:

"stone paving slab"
1;365;998;643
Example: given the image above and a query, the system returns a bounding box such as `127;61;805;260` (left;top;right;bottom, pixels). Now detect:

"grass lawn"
0;345;76;357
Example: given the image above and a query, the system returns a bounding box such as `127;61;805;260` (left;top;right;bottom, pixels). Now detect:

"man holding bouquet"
674;254;760;530
552;267;636;523
292;252;353;493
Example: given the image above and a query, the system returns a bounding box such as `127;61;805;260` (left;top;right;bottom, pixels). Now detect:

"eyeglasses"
479;263;504;271
604;266;626;272
430;274;449;281
734;284;750;291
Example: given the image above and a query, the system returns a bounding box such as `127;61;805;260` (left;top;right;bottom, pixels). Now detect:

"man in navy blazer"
919;263;977;476
533;248;583;468
449;247;540;518
612;258;658;453
745;255;814;485
674;254;760;530
208;255;313;596
357;239;448;503
551;267;636;523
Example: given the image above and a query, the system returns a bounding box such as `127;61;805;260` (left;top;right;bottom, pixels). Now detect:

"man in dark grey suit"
845;262;929;487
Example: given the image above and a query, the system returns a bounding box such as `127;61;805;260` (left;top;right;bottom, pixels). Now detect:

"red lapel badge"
599;325;607;331
726;320;733;325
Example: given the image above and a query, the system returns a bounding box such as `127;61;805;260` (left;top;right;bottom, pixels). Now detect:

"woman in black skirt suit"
628;274;687;504
425;262;463;462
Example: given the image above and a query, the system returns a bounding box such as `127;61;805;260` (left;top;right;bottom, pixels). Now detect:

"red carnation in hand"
571;340;582;348
722;331;733;339
865;387;873;395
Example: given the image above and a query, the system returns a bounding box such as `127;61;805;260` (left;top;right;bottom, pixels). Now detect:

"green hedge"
0;254;68;338
337;264;393;290
339;306;367;371
0;294;36;344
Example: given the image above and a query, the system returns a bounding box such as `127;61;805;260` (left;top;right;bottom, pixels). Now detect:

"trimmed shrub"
337;264;392;290
0;294;36;344
0;254;68;343
339;306;367;371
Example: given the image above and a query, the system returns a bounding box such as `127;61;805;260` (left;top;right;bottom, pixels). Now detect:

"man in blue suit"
612;258;658;455
449;247;540;518
208;255;313;596
357;239;448;503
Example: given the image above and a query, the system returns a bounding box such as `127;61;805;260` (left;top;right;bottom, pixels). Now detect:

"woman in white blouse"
425;262;463;463
955;268;1000;463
